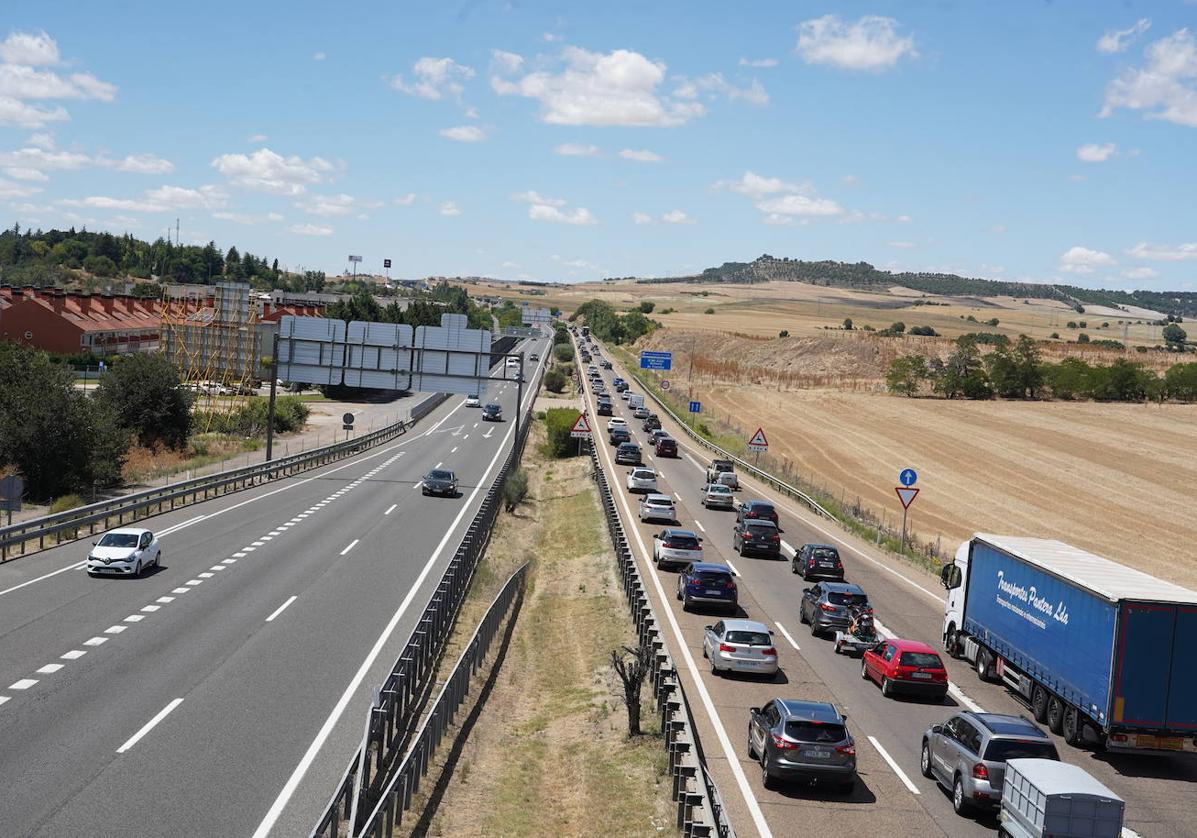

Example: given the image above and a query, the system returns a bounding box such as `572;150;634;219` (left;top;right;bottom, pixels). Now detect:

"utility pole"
265;332;280;461
515;352;524;446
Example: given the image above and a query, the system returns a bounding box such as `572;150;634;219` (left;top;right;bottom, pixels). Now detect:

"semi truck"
941;534;1197;753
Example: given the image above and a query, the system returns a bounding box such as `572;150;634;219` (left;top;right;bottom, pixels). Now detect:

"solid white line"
867;735;921;794
265;595;298;623
384;504;397;515
725;559;741;577
780;539;797;557
116;698;183;754
157;514;206;536
0;560;87;598
10;679;37;690
774;621;801;651
84;637;108;646
949;683;986;713
61;650;86;660
36;664;63;674
339;539;359;556
694;520;705;533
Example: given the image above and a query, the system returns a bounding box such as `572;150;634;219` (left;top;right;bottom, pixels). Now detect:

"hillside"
637;254;1197;318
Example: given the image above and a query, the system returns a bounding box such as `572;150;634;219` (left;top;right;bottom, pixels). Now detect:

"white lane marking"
210;565;225;571
867;735;921;795
84;637;108;646
156;514;206;537
384;504;397;515
124;614;145;622
233;552;247;558
694;520;705;533
116;697;183;754
185;579;203;586
223;558;237;565
250;360;544;838
10;679;38;690
725;559;742;577
242;547;256;553
774;621;801;651
780;539;797;557
36;664;64;674
0;560;87;599
260;536;274;542
482;428;494;439
141;605;160;612
450;446;458;454
104;625;126;634
265;595;298;623
0;696;9;707
171;587;190;594
252;541;265;547
289;518;302;524
434;462;443;469
462;434;469;441
473;422;479;429
156;596;175;604
340;539;359;556
198;572;213;579
61;650;87;660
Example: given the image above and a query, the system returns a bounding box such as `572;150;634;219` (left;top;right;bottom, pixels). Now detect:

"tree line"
322;281;492;331
568;299;657;344
887;335;1197;402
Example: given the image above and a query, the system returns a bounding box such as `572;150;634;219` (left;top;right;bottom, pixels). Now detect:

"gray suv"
920;712;1059;816
748;699;856;792
799;581;870;636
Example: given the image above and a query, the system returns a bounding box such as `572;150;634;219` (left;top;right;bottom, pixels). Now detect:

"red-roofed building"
0;286;162;356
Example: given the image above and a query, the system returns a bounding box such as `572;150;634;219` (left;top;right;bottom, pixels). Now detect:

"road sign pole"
515;354;524;448
901;508;907;549
265;332;279;462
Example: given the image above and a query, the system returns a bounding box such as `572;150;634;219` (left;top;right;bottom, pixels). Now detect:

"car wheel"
920;741;934;778
153;551;161;568
975;650;991;681
1031;683;1050;723
1047;695;1065;734
790;560;798;574
710;656;720;676
681;596;691;613
134;561;142;578
952;776;970;815
1063;705;1084;746
808;618;819;637
747;728;757;760
945;627;960;658
860;660;870;680
760;754;776;791
798;605;809;625
881;676;893;698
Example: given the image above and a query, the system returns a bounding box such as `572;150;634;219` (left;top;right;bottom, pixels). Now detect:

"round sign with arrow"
899;468;917;487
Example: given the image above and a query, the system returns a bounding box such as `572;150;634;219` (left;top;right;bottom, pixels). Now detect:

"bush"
1077;333;1090;344
49;494;84;514
909;325;938;336
637;301;655;313
1066;321;1078;329
1078;321;1088;329
544;407;583;457
544;368;568;393
778;330;789;338
886;355;928;396
1049;332;1059;339
553;343;575;363
842;318;853;330
985;318;1000;327
704;307;715;315
502;468;529;512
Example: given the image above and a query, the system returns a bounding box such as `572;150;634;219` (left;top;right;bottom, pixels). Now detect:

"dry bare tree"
610;644;653;736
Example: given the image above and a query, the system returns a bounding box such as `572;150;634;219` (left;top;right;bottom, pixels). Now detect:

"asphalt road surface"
0;334;548;838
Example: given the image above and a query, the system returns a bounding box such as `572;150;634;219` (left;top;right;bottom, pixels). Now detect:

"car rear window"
785;721;847;743
99;533;139;548
828;592;868;606
812;548;839;561
899;651;943;668
694;571;731;583
666;535;700;550
725;631;771;645
983;739;1059;762
749;503;775;514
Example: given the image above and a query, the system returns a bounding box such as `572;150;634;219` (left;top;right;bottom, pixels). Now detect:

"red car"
861;638;949;701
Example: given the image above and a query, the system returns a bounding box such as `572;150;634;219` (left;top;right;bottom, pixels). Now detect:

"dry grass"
412;419;673;837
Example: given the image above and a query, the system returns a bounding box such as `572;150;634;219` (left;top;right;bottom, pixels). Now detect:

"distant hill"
636;254;1197;318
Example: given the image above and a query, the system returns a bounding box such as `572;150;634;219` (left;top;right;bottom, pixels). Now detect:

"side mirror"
749;707;760;716
931;724;943;734
704;625;713;632
802;587;812;594
91;540;98;545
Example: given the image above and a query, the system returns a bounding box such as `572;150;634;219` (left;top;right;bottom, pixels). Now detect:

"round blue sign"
899;468;918;487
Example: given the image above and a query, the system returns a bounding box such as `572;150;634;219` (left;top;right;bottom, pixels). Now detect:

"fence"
311;359;542;838
588;441;735;838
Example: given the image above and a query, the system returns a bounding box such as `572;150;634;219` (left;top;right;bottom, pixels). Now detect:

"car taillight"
770;734;799;750
718;643;736;653
742;532;752;540
1110;733;1129;743
762;647;777;656
819;602;837;612
836;744;856;756
771;535;780;541
972;763;989;780
725;580;737;590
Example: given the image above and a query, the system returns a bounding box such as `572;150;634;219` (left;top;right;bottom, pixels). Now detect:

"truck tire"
1031;683;1050;723
1063;706;1084;746
944;627;960;658
1047;695;1065;735
975;650;991;681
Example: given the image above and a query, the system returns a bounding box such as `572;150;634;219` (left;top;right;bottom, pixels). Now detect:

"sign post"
747;427;769;467
639;351;672;371
343;411;356;441
688;401;701;414
570;413;591;456
895;486;920;549
0;475;23;527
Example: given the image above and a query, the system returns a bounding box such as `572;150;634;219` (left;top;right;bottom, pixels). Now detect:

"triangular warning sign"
571;414;591;434
895;486;919;509
748;427;769;447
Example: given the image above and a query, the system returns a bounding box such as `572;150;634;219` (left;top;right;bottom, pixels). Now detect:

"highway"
580;334;1192;838
0;333;549;838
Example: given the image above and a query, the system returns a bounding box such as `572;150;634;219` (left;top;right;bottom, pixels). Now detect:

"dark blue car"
676;562;738;613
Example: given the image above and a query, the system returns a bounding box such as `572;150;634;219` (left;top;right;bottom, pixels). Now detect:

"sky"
1;1;1196;289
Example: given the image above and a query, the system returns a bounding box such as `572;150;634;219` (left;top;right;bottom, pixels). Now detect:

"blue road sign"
899;468;918;487
689;400;701;413
639;350;672;371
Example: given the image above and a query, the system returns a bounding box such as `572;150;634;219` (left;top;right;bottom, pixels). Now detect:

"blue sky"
2;1;1196;289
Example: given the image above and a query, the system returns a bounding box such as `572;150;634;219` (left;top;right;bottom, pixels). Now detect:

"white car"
619;390;632;400
466;394;481;408
653;528;703;570
87;527;161;577
607;418;628;434
700;483;736;510
703;619;779;676
639;493;678;523
626;467;658;494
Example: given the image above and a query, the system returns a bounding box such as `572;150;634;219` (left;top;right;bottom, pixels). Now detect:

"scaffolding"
160;282;260;431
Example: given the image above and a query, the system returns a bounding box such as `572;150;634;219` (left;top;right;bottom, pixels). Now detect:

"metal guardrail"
354;562;528;836
311;362;542;838
588;440;734;838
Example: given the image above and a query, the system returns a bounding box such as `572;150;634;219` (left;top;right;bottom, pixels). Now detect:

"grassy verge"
409;417;673;837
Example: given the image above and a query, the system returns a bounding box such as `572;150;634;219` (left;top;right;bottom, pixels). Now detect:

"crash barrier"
407;392;449;423
588;441;735;838
311;360;542;838
351;562;528;836
0;416;414;563
488;335;519;369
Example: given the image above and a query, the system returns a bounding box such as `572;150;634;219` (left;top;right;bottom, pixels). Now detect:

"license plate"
705;589;722;596
1138;735;1183;750
911;672;933;680
805;750;830;759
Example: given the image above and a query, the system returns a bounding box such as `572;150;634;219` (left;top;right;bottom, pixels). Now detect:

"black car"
792;544;844;580
642;414;661;432
655;436;678;457
749;699;857;792
482;403;503;421
615;442;642;465
421;469;459;497
609;427;631;445
799;582;870;637
733;519;782;557
596;401;613;417
736;500;779;526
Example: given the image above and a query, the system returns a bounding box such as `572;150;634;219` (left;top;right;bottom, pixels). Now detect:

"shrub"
886;356;928;396
637;301;655;313
94;352;192;449
502;468;529;512
1078;321;1088;329
909;325;938;336
49;494;84;514
1077;333;1090;344
986;318;1000;327
543;368;568;393
543;407;583;457
842;318;853;330
778;330;789;338
1066;321;1078;329
1049;332;1059;339
553;343;575;363
704;307;715;315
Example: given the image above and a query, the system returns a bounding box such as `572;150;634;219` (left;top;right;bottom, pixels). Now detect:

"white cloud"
619;148;662;163
296;193;367;216
0;99;68;128
211;147;335;195
1102;28;1197;127
512;190;566;206
888;240;916;249
440;200;461;216
248;133;267;143
1076;142;1116;162
795;15;917;71
390;57;474;100
1123;266;1159;279
1125;241;1197;261
464;106;479;119
490;49;524;74
762;213;795;226
0;31;61;66
144;185;227;209
60;195;162;212
0;178;41;198
756;193;843;216
554;142;600;157
439;125;486;142
25;131;54;149
290;222;333;236
632;212;653;224
0;147;91;170
673;73;768;106
716;170;804;199
738;57;779;68
841;174;860;186
528;204;597;225
1097;19;1151;54
0;65;115;102
491;46;705;127
897;214;913;222
116;153;174;174
313;51;326;61
542;33;563;43
551;254;596;270
213;211;283;225
4;166;46;181
1059;246;1116;274
661;210;693;224
393;192;417;206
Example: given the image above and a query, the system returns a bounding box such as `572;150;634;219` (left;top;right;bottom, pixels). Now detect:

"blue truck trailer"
940;535;1197;753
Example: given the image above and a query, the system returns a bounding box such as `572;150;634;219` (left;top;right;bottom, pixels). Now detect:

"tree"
1164;363;1197;401
637;301;655;313
1077;332;1090;344
553;343;574;363
1163;323;1187;350
610;644;652;736
934;344;991;399
543;368;568;394
1010;335;1044;398
1091;359;1153;401
704;307;715;314
778;330;789;338
886;355;928;396
985;318;1000;327
842;318;853;330
888;321;906;334
95;353;193;448
909;325;938;336
501;467;529;512
82;254;117;277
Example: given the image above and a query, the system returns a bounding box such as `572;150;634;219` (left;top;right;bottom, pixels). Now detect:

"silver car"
626;467;658;494
652;528;703;570
748;699;857;792
700;483;735;510
87;527;161;577
703;619;779;677
638;493;677;523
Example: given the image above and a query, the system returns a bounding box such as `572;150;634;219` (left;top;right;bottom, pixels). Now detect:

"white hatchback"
639;493;678;523
87;527;161;577
626;467;658;494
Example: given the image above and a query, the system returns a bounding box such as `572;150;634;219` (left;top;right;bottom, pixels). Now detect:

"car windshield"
98;533;139;548
983;739;1059;762
724;630;771;645
899;651;942;668
812;548;839;561
428;471;454;480
632;470;654;479
485;404;500;410
828;592;868;606
785;721;847;743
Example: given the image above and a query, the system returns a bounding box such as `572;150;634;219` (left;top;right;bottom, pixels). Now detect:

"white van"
627;393;645;411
